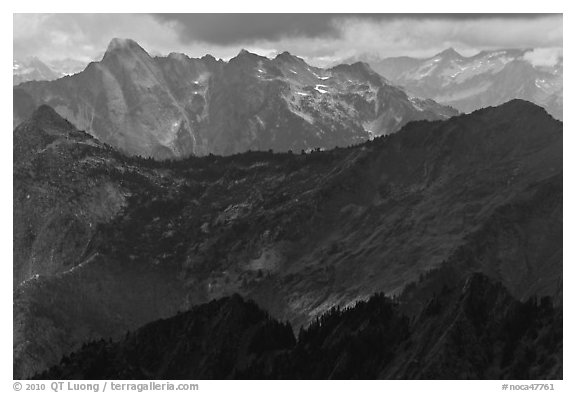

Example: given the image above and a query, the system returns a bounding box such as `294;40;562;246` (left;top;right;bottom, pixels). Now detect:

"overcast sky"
13;13;563;66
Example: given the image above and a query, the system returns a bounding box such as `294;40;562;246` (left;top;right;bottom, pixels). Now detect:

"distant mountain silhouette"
13;57;86;86
353;48;562;120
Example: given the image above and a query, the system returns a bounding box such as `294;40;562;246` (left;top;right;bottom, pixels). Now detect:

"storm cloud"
151;14;341;45
151;13;561;46
13;13;563;66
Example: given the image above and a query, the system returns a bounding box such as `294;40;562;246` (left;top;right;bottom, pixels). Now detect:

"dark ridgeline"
14;99;562;379
13;38;457;160
35;273;561;379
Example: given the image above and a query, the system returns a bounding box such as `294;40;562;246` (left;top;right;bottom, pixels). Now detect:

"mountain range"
14;99;562;378
13;57;86;85
13;38;457;160
353;48;562;120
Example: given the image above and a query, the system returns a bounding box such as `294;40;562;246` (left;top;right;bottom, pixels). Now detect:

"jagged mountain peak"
102;37;150;60
228;49;268;67
167;52;190;61
436;47;463;59
106;37;142;51
330;61;386;85
274;51;304;63
235;48;262;59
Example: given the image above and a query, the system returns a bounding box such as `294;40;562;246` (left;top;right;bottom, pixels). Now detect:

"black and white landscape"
13;13;563;380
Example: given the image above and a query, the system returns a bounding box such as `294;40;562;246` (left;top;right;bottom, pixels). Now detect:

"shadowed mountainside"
14;100;561;378
36;272;561;379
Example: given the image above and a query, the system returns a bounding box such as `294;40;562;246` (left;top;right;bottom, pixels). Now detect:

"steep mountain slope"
14;106;118;285
13;38;457;159
36;272;561;380
13;106;192;377
360;48;563;120
14;100;561;378
14;39;214;159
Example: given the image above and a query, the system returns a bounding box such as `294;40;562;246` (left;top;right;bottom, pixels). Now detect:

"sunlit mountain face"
13;38;457;160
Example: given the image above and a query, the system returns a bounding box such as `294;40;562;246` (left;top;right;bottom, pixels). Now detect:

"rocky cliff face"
14;100;561;378
361;48;563;120
13;39;457;159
